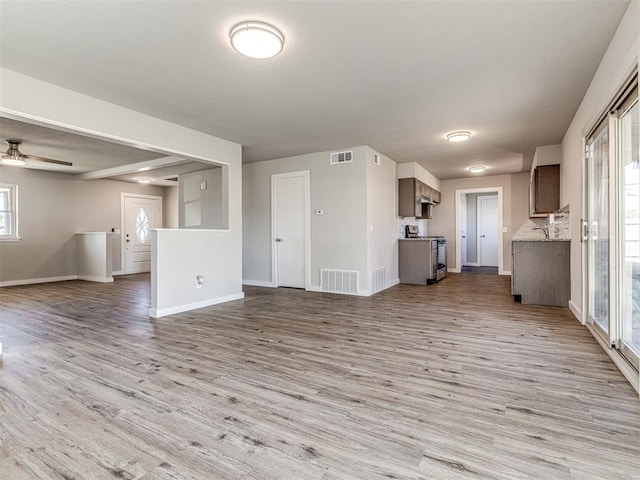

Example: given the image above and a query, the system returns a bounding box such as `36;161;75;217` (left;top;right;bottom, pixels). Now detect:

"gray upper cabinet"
530;164;560;217
398;178;440;218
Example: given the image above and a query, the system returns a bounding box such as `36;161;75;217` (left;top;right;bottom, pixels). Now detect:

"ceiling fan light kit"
1;139;72;167
229;21;284;59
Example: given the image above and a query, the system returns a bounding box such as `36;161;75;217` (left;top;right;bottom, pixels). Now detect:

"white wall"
243;145;398;294
560;0;640;317
164;185;179;228
0;68;243;315
429;173;530;272
366;147;399;288
243;146;369;290
150;229;243;317
76;232;113;283
397;162;441;191
0;167;164;283
178;167;227;229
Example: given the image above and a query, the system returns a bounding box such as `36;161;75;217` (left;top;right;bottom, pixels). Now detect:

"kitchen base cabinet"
511;240;570;306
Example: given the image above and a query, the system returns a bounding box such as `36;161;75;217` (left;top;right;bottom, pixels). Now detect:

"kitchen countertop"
511;219;570;242
511;236;570;242
398;237;445;241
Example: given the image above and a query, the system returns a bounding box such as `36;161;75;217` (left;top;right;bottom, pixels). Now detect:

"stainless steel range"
399;229;447;284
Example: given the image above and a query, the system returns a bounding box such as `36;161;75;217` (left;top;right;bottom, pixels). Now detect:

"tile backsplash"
550;204;570;239
397;217;428;237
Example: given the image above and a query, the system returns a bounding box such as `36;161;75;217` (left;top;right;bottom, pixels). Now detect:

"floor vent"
371;267;386;293
321;269;358;294
330;150;353;165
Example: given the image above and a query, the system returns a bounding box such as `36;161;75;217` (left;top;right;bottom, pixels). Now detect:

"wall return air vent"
321;269;358;294
330;150;353;165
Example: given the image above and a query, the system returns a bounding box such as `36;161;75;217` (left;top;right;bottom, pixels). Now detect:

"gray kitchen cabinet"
511;240;570;306
530;164;560;217
398;178;440;218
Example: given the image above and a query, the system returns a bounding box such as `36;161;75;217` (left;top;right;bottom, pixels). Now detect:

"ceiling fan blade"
23;154;73;167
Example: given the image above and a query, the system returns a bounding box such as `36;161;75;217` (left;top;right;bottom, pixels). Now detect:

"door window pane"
135;207;150;244
619;100;640;362
588;127;609;334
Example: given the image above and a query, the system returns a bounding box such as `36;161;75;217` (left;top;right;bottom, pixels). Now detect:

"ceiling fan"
1;139;72;167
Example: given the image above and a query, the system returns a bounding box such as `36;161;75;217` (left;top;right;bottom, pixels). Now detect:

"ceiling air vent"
330;150;353;165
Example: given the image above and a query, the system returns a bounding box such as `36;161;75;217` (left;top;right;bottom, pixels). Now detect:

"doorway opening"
454;187;505;275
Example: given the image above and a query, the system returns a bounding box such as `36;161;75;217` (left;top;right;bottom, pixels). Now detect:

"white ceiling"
0;0;630;180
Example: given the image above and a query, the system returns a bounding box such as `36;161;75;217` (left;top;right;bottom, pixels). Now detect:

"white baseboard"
568;300;583;324
243;279;276;288
448;267;461;273
112;270;125;276
149;292;245;319
499;270;511;276
77;275;114;283
385;278;400;289
463;263;480;267
0;275;77;287
306;285;322;293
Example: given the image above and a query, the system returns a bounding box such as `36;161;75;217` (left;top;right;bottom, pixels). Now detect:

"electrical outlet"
196;275;205;288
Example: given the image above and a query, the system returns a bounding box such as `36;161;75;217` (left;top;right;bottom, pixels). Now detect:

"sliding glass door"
618;94;640;369
586;74;639;374
587;121;610;339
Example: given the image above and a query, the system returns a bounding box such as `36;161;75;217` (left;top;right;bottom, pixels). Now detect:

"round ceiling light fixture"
229;21;284;59
446;131;471;143
467;165;487;174
135;176;152;184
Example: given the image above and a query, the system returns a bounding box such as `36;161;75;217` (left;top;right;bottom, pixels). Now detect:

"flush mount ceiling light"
135;176;152;184
467;165;487;174
229;21;284;59
446;131;471;143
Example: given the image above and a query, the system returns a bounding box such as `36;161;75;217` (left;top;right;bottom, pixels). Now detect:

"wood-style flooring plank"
0;272;639;479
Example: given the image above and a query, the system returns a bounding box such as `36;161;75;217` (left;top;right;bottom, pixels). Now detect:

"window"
0;184;18;240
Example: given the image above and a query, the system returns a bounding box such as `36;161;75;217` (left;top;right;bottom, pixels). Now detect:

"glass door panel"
619;100;640;368
588;126;610;338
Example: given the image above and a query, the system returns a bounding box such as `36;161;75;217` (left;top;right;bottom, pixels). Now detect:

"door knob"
275;238;283;242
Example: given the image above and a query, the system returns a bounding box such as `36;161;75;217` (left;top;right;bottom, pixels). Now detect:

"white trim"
0;275;77;287
77;275;114;283
448;267;461;273
149;292;245;318
0;109;232;169
76;156;185;180
463;262;480;267
569;300;583;324
121;193;163;275
112;270;125;276
243;279;276;288
271;170;311;289
455;187;505;274
499;270;511;276
477;194;499;268
586;324;639;395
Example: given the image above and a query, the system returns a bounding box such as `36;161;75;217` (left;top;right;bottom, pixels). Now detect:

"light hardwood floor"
0;273;639;479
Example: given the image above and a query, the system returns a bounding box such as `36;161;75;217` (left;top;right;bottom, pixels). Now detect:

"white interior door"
123;195;162;274
478;195;498;267
272;172;308;288
461;194;468;265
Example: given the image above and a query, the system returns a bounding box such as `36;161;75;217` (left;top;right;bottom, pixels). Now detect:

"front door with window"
123;195;162;274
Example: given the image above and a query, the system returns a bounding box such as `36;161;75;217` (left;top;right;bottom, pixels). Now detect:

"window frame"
0;183;19;241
